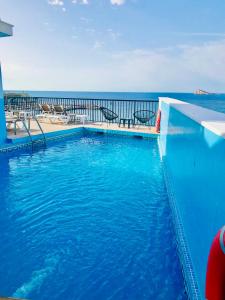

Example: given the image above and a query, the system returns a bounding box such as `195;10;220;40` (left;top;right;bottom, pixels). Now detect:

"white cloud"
106;40;225;91
111;0;125;5
48;0;64;6
80;17;90;23
107;29;122;40
72;0;89;4
174;32;225;37
93;41;104;49
3;39;225;92
85;28;96;36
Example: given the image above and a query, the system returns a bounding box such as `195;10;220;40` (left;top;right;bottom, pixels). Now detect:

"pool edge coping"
159;97;225;139
1;126;158;152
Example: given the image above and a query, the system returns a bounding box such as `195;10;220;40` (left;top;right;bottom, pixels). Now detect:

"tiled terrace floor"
7;120;157;140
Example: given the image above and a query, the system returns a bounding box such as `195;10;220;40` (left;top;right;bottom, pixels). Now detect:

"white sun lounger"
36;104;71;124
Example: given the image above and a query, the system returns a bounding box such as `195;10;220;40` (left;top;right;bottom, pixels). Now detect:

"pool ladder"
22;116;46;148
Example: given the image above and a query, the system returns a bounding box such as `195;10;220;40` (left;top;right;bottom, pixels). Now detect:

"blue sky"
1;0;225;92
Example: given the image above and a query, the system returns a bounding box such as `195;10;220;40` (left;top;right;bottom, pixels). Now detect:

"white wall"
0;19;13;144
159;97;225;299
0;64;6;143
0;20;13;37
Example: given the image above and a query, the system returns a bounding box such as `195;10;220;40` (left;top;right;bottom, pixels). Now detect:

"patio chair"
5;112;20;134
133;110;155;126
5;112;28;135
100;107;118;125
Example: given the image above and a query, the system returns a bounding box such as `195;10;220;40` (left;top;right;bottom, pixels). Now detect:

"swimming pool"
0;133;186;299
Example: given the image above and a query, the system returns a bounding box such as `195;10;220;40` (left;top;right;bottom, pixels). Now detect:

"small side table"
119;118;134;129
75;114;88;125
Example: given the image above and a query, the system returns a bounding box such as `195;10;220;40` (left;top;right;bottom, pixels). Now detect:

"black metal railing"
4;96;159;126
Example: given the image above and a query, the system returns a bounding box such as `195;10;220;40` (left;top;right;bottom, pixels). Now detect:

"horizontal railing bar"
4;96;158;103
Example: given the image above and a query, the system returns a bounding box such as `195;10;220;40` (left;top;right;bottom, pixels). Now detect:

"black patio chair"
100;107;118;123
133;110;155;126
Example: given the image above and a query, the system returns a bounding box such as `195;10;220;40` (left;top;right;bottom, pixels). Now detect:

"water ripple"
0;134;186;300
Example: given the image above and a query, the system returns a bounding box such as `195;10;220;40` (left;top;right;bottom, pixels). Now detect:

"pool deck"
7;120;158;142
7;121;157;139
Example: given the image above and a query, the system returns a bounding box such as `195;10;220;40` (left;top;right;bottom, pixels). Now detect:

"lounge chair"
39;103;53;114
53;104;67;115
53;104;79;123
37;104;71;124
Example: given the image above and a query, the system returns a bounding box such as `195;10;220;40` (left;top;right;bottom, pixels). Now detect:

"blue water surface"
0;133;186;300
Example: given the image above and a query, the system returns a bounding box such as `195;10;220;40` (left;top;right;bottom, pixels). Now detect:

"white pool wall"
159;97;225;300
0;65;6;144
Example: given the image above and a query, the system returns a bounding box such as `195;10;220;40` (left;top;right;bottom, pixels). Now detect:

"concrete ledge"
159;97;225;139
84;126;158;138
7;127;83;145
7;126;157;145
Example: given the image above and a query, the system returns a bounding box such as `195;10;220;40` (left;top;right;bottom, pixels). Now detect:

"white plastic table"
75;114;88;125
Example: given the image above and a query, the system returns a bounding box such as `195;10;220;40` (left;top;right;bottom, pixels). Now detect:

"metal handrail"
20;118;33;144
17;117;46;148
33;116;46;144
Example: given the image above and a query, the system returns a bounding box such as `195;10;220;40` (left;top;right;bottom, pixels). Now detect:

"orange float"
206;226;225;300
155;110;161;133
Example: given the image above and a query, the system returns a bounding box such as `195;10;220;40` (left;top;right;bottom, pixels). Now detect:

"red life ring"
155;110;161;133
206;226;225;300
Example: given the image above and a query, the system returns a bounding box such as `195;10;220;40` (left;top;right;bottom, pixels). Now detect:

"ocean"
7;90;225;114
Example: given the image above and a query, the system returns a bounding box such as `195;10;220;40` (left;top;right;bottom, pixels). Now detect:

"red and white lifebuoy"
206;226;225;300
155;110;161;133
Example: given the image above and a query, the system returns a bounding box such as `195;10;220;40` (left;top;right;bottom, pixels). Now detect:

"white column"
0;64;6;144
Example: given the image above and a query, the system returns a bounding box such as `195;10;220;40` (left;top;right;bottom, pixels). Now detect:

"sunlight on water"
13;254;60;299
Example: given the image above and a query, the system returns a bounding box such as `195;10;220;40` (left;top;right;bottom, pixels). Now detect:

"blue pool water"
0;133;186;300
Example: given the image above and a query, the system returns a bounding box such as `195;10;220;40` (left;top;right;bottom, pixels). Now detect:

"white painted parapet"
158;97;225;300
0;20;13;37
0;66;6;143
159;97;225;138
